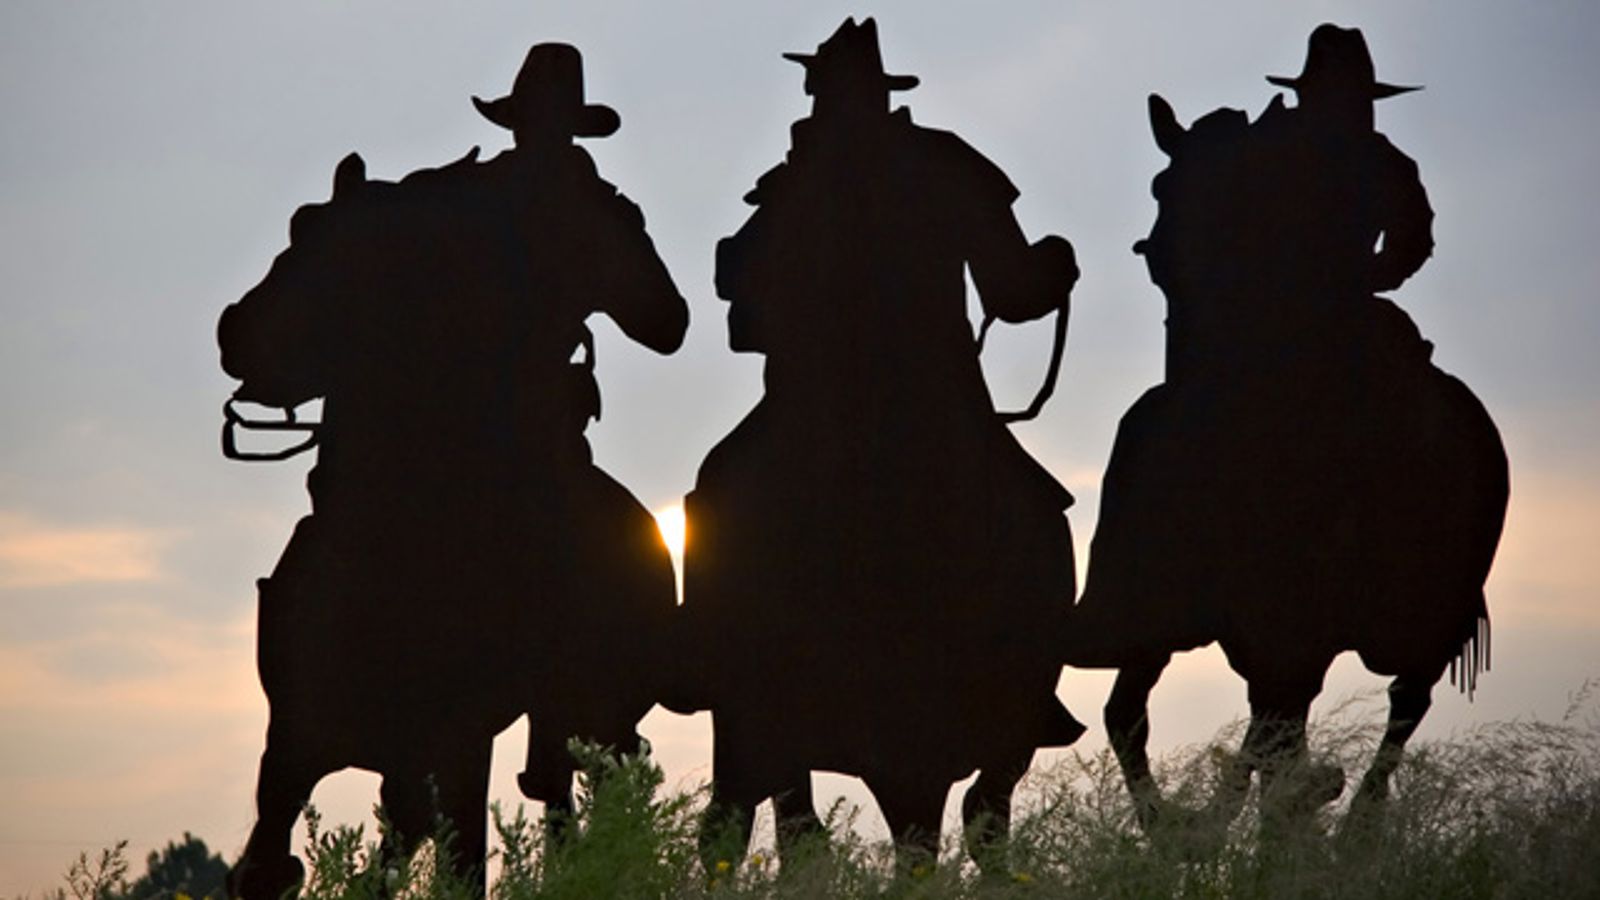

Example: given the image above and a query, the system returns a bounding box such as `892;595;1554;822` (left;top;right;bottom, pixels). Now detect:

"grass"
42;690;1600;899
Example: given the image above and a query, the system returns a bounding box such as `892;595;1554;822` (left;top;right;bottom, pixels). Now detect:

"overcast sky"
2;2;1597;893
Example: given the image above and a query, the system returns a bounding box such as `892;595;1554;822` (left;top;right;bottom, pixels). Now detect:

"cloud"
0;513;174;589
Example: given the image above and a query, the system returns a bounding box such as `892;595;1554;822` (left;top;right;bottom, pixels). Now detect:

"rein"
220;327;597;463
222;397;321;462
977;293;1071;425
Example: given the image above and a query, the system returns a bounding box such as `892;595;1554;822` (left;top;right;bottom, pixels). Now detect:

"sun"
653;504;687;604
653;504;687;558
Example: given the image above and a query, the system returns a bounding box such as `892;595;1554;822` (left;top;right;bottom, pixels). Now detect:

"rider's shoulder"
897;111;971;159
1368;130;1417;165
554;146;626;202
560;144;604;178
900;115;1019;203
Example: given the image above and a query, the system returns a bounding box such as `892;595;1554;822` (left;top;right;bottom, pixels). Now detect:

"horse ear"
1149;93;1185;157
332;152;367;200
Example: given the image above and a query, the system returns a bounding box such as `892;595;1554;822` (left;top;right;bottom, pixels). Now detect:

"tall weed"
38;694;1600;899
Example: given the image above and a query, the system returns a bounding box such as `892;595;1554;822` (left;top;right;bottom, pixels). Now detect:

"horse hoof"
1129;791;1228;858
1338;778;1392;842
1129;790;1163;833
1354;770;1392;805
1305;762;1346;807
228;854;305;900
1146;802;1229;859
1264;762;1345;823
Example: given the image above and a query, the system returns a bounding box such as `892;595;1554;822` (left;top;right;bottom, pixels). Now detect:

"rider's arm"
575;157;689;355
1371;138;1434;293
967;202;1079;325
946;134;1079;324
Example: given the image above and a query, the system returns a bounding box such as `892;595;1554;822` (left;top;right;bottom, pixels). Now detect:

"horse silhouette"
1066;31;1508;842
681;18;1084;873
221;44;687;899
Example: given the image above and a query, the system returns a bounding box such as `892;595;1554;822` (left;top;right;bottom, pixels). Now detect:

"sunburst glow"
654;504;687;558
654;504;687;604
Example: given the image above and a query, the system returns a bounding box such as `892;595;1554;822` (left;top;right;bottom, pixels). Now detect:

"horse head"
1136;94;1264;292
1135;94;1305;382
219;153;379;408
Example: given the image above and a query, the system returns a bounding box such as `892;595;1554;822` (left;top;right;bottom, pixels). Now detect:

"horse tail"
1448;610;1490;698
1442;369;1510;700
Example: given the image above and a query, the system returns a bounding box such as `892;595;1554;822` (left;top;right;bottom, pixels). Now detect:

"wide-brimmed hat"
473;43;620;137
783;17;919;92
1267;24;1421;100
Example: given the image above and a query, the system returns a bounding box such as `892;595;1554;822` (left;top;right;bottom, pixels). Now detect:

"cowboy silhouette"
1069;25;1506;842
1264;24;1433;297
683;17;1083;872
220;43;687;898
1151;25;1436;385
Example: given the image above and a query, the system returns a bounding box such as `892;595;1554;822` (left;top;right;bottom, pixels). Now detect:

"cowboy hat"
473;43;621;137
782;17;919;92
1267;24;1421;100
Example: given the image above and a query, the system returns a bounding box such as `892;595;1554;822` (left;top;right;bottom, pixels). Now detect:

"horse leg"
697;779;758;877
524;728;654;847
518;730;577;846
1244;677;1343;835
536;778;578;847
375;771;433;891
431;749;493;894
540;787;579;845
1200;715;1261;831
1346;668;1441;828
873;776;945;877
1104;655;1170;831
373;750;491;894
961;746;1032;877
697;717;758;871
229;731;323;900
770;774;824;863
